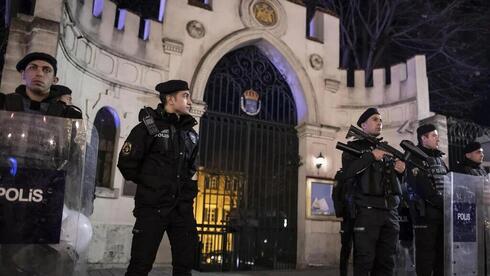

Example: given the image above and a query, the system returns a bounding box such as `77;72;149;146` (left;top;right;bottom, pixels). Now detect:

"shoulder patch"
412;168;419;176
121;141;132;155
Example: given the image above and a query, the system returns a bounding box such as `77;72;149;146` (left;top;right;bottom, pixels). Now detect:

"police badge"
412;167;419;176
240;89;261;116
121;141;132;155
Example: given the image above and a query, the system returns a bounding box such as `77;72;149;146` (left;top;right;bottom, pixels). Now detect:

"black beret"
16;52;58;75
417;124;436;138
463;141;482;154
51;85;72;96
357;107;380;127
155;80;189;96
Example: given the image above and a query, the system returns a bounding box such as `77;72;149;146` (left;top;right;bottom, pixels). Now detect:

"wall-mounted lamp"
315;152;326;169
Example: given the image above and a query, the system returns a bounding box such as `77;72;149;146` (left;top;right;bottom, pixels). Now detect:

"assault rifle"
337;125;429;172
336;141;368;157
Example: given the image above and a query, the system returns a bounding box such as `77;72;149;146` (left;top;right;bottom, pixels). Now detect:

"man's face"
167;90;192;115
21;60;58;95
361;114;382;136
59;94;72;105
422;130;439;150
466;148;484;164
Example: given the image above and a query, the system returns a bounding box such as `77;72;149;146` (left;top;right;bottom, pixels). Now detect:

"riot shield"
444;172;489;275
0;110;96;276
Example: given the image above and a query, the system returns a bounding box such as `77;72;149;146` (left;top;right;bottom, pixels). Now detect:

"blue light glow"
309;17;315;37
92;0;104;17
143;19;150;40
105;106;120;128
117;9;126;30
158;0;167;22
8;157;17;176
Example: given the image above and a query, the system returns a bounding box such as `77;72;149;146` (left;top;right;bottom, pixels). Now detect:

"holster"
346;195;357;219
410;197;426;218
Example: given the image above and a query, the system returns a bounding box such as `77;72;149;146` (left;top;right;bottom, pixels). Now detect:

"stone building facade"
1;0;446;269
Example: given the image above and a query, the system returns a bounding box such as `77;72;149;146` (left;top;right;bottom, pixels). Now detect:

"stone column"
296;122;342;268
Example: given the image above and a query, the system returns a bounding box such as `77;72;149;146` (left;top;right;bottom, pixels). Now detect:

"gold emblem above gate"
253;1;277;26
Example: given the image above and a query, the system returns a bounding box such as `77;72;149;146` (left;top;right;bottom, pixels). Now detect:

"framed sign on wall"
306;177;338;220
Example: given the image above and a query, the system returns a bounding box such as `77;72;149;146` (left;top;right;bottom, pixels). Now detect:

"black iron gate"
195;46;299;271
448;117;490;170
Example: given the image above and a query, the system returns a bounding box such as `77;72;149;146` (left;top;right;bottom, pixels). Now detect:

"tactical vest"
427;156;448;195
2;93;82;119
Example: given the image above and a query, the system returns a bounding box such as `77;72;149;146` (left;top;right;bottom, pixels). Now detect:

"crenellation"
0;0;441;271
64;0;165;67
334;56;428;113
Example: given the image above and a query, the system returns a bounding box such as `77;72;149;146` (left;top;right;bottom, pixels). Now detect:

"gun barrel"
336;142;363;157
400;140;429;160
344;125;429;173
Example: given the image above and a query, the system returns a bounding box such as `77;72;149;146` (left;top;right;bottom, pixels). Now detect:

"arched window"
93;107;119;189
92;0;103;17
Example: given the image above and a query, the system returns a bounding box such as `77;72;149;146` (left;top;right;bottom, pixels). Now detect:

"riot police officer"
341;108;405;276
0;52;82;119
0;52;82;276
455;141;486;176
118;80;199;276
406;124;448;276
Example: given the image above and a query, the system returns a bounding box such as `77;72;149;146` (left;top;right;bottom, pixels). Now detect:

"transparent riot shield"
0;110;96;276
444;172;489;275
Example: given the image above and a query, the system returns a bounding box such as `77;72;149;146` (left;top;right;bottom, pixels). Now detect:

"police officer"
342;108;405;276
339;190;354;276
0;52;82;119
455;141;486;176
406;124;448;276
118;80;199;276
0;53;82;276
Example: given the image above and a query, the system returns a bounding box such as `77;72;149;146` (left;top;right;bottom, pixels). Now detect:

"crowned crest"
121;141;132;155
240;89;261;116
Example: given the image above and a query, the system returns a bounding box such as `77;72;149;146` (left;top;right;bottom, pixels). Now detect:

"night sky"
2;0;490;126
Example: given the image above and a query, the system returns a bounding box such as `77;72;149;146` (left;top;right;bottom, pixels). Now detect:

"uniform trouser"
340;217;354;276
353;207;399;276
125;207;198;276
414;222;443;276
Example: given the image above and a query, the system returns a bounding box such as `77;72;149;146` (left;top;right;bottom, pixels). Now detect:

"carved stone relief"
186;20;206;39
309;54;323;70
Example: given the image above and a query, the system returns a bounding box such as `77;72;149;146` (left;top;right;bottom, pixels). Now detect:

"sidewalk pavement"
88;267;341;276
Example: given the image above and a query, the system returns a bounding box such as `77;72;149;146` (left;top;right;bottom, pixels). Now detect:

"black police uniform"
333;169;356;276
0;52;83;276
406;145;447;276
1;85;82;119
455;158;487;177
118;104;199;276
0;91;81;275
339;213;354;276
342;138;402;276
1;52;82;119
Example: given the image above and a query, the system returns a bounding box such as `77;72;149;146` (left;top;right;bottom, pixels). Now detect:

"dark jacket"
341;139;402;210
117;105;199;212
0;85;82;119
406;145;448;222
455;158;487;177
